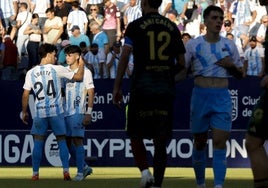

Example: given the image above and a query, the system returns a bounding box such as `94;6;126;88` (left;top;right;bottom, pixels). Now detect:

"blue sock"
192;148;206;185
76;145;85;173
213;149;227;186
69;144;76;162
58;140;69;169
32;140;44;173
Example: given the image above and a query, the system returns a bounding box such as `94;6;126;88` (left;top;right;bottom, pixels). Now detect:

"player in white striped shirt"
21;43;84;181
184;5;243;188
63;45;95;181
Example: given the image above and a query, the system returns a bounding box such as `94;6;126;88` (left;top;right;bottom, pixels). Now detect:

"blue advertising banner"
0;77;264;167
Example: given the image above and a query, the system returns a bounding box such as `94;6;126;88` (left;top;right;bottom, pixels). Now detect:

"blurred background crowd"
0;0;266;80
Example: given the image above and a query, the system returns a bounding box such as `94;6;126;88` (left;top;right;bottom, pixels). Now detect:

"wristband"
85;107;93;114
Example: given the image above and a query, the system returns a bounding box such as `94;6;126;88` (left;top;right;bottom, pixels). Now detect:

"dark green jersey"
124;12;185;96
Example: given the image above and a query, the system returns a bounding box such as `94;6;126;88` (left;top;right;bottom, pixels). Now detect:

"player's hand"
215;56;234;68
20;111;29;125
83;114;91;127
112;89;123;109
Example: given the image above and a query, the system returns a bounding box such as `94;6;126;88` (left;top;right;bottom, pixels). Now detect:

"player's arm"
21;89;30;124
72;57;85;81
113;45;131;107
174;53;186;83
215;56;244;79
83;87;94;126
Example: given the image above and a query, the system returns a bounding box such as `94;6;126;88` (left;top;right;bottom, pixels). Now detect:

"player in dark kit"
112;0;185;187
245;0;268;187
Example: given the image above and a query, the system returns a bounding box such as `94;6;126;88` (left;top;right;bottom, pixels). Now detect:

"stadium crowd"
0;0;266;80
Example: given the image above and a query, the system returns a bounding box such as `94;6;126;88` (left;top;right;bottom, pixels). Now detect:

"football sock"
192;148;206;185
69;143;76;162
153;138;167;187
213;149;227;186
130;138;149;171
58;140;69;169
32;139;44;173
76;145;85;174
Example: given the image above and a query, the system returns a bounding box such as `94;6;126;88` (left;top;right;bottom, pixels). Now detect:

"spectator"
123;0;142;29
67;1;88;37
249;15;268;47
159;0;172;16
89;21;109;78
87;4;104;27
81;0;104;15
172;0;187;14
84;43;104;79
0;0;19;34
69;25;90;47
181;32;192;45
10;2;32;60
54;0;71;40
57;39;71;66
0;35;18;80
166;9;179;28
229;0;257;36
43;8;63;49
243;36;265;77
102;0;121;48
87;4;104;42
31;0;51;31
23;13;42;70
106;40;121;79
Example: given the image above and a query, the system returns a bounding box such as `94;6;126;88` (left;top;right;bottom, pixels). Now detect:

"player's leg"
130;138;154;188
32;135;45;180
246;89;268;187
190;87;211;188
210;88;232;188
152;136;168;187
192;132;208;188
50;114;70;180
246;134;268;188
211;129;230;188
30;117;48;180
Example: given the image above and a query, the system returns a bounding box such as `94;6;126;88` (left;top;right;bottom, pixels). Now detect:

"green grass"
0;167;253;188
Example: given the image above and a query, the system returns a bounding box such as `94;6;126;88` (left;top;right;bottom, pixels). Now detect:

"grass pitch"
0;167;253;188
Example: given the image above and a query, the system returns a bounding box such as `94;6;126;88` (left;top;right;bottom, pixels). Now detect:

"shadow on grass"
0;177;254;188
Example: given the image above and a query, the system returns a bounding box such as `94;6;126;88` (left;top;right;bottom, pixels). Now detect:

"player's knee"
193;133;208;150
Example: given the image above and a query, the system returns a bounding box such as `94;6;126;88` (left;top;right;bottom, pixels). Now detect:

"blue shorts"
65;114;85;138
190;86;232;134
31;113;66;136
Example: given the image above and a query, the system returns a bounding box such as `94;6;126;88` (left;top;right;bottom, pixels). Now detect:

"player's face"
204;11;223;34
65;53;79;65
47;51;56;64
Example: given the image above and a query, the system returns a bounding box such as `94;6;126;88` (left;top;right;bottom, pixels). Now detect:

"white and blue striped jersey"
185;36;243;78
106;51;121;79
0;0;18;18
84;50;105;79
64;67;94;116
23;64;75;118
244;47;264;76
124;5;142;26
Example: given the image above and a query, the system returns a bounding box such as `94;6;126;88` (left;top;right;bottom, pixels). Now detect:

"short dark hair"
38;43;57;59
20;2;28;9
203;5;224;20
32;13;39;20
64;45;82;56
148;0;162;9
45;8;55;14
